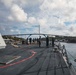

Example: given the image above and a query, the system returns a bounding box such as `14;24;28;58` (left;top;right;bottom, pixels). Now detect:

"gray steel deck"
0;44;71;75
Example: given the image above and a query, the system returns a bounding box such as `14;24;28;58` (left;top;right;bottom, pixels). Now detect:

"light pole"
33;25;40;37
39;25;40;34
25;24;40;38
39;25;40;37
37;25;41;47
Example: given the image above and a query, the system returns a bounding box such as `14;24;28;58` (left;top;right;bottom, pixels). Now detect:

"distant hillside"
2;36;24;41
67;39;76;43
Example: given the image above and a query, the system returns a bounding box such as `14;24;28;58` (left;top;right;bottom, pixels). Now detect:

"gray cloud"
0;0;76;36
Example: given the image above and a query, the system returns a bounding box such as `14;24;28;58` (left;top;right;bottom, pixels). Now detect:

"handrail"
56;43;76;75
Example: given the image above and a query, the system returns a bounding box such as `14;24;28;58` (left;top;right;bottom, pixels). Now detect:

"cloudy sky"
0;0;76;36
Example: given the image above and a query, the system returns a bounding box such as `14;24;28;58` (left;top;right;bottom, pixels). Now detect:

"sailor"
29;38;32;44
39;40;41;47
46;36;49;47
52;37;54;47
33;38;35;43
39;36;41;47
26;38;28;45
69;63;72;68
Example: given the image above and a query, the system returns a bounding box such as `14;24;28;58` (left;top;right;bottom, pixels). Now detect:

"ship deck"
0;44;71;75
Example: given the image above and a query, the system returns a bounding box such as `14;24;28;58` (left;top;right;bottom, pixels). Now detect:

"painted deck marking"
0;50;36;68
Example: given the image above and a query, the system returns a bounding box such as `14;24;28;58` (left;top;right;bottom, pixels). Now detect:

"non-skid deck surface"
0;44;71;75
0;55;21;64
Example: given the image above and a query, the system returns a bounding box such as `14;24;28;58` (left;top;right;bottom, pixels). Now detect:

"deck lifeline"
0;44;71;75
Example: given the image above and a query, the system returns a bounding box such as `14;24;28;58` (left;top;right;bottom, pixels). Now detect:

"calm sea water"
61;42;76;69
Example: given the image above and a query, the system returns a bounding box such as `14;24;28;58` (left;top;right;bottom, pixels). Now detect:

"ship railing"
55;43;76;75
